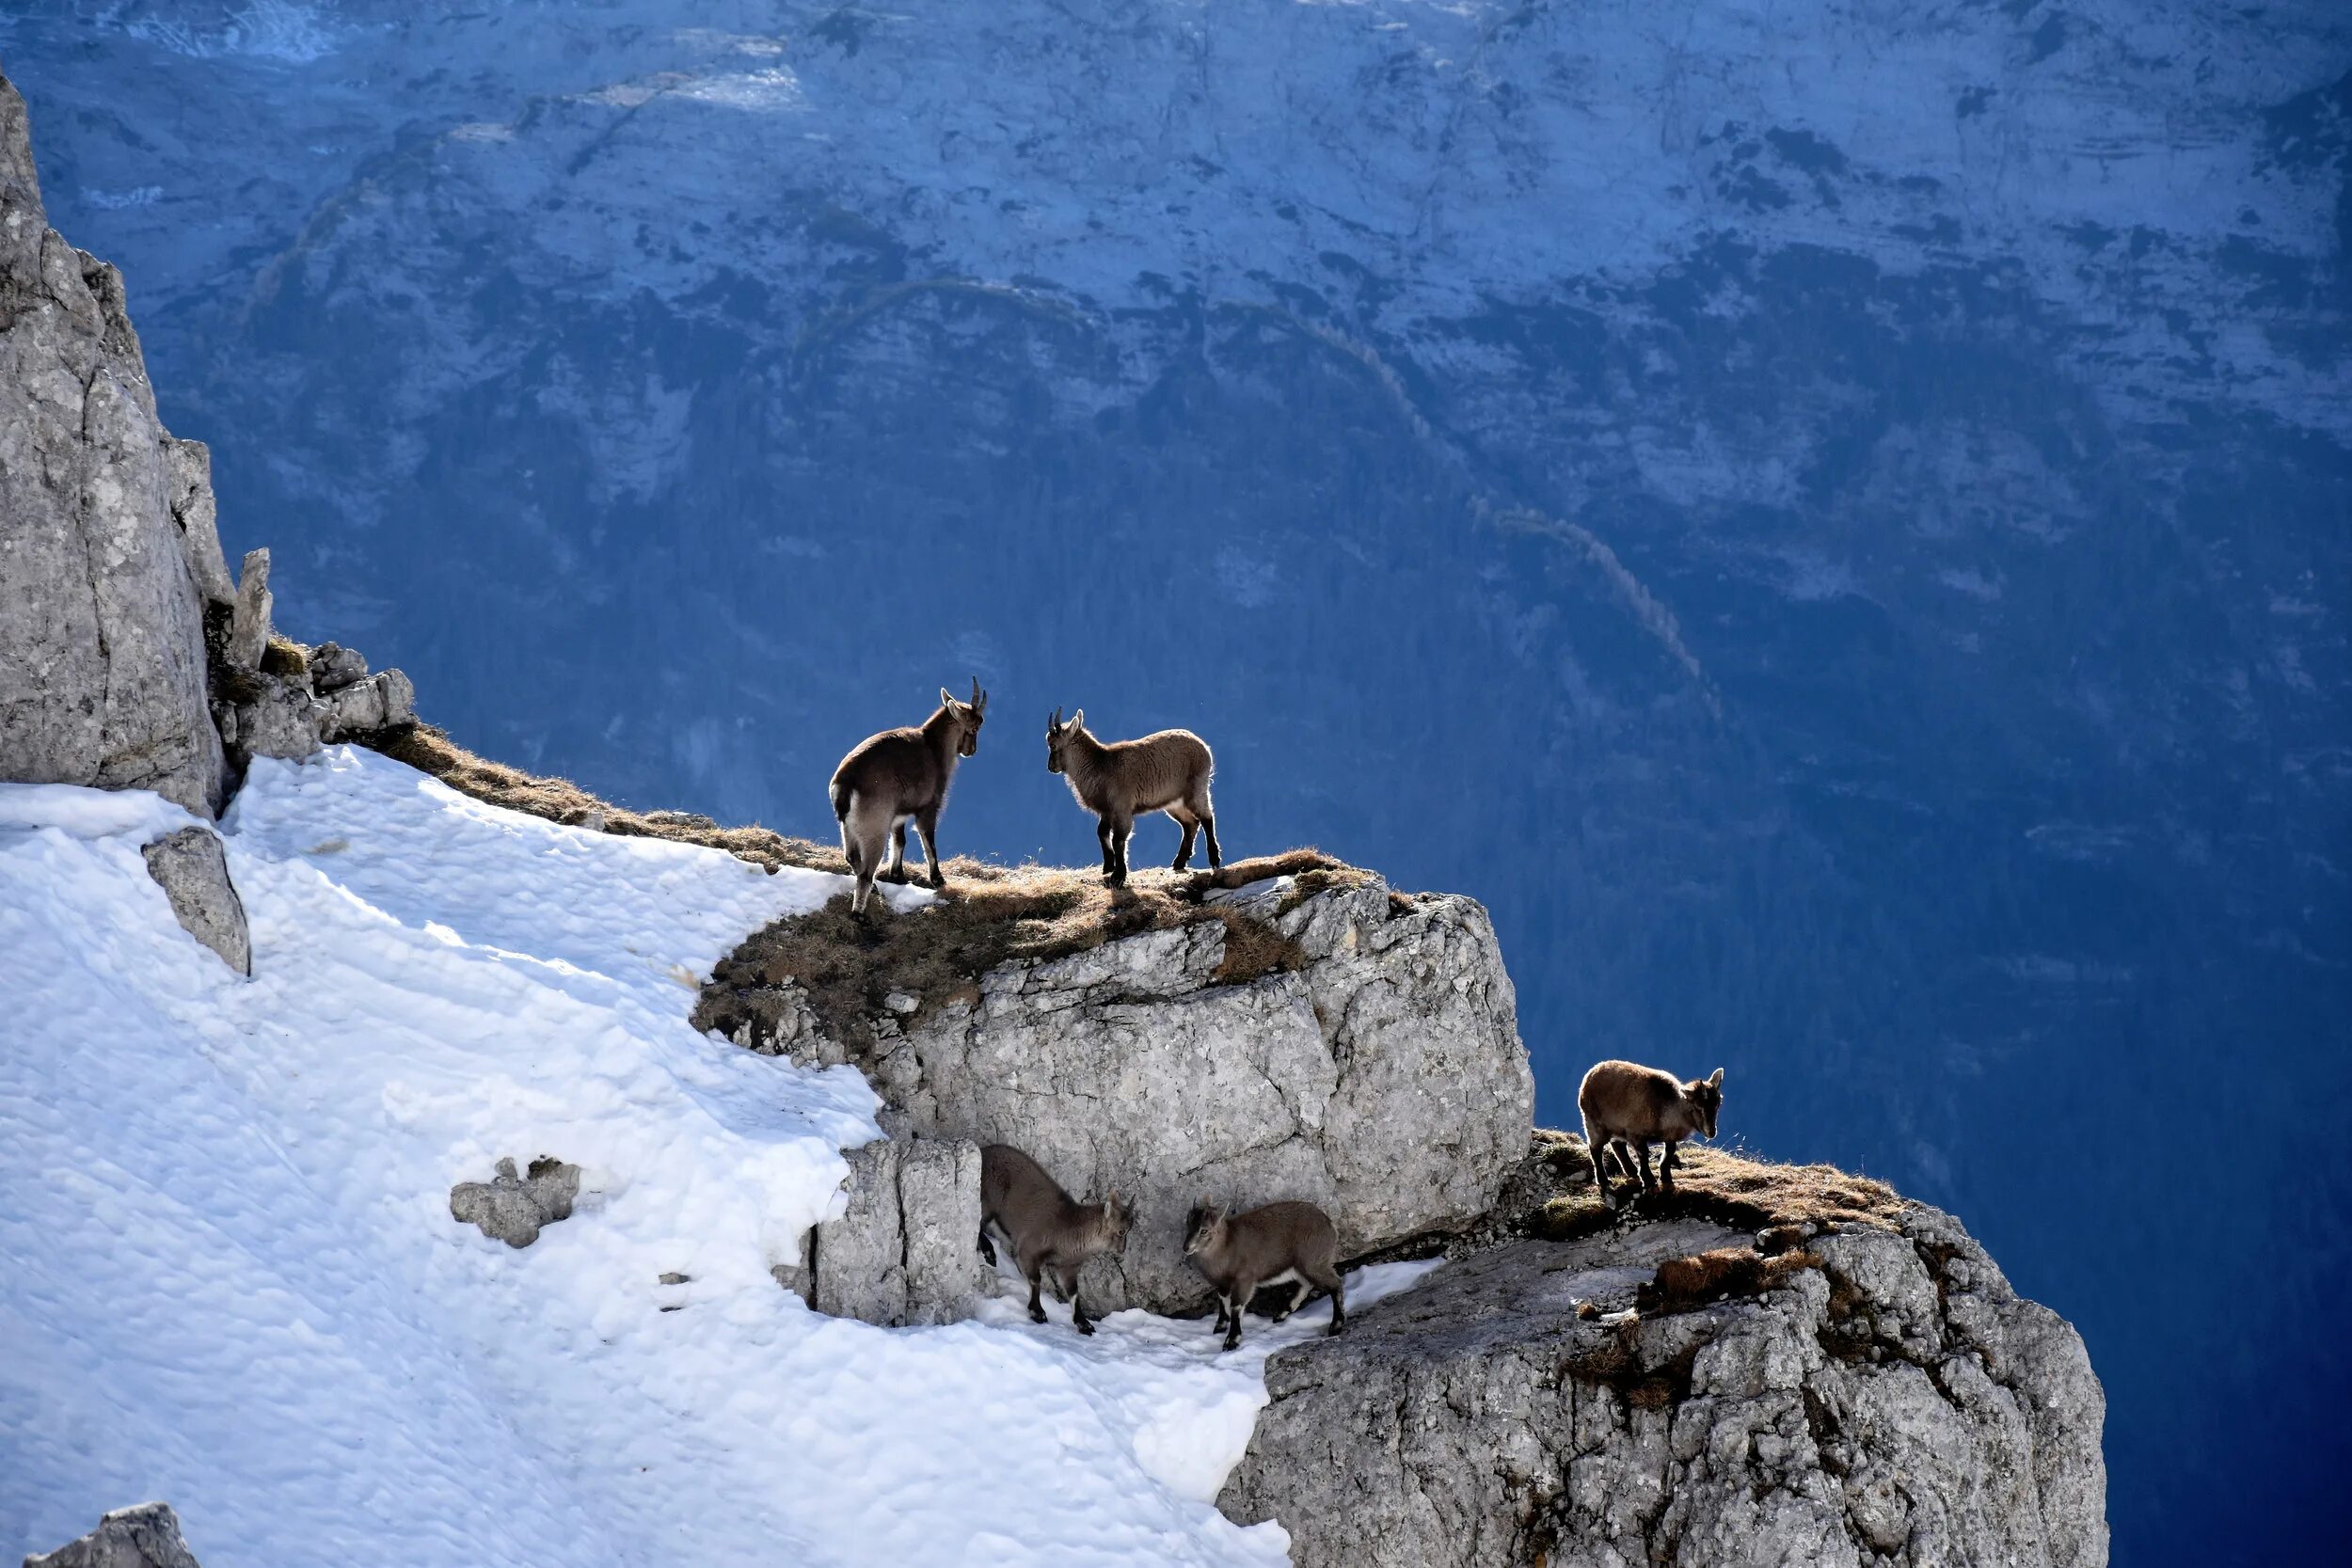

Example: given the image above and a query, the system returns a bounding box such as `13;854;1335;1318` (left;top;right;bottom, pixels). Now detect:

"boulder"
306;640;369;693
139;826;249;976
24;1503;202;1568
0;72;227;817
803;1135;986;1326
1219;1205;2107;1568
449;1157;580;1248
741;874;1533;1313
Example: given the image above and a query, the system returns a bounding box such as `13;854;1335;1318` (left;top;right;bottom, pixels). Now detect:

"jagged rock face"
0;71;228;817
1221;1206;2106;1568
801;1135;986;1327
139;825;249;975
449;1156;580;1249
24;1503;203;1568
746;874;1533;1313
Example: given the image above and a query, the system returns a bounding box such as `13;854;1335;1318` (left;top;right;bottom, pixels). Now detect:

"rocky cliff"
698;862;1535;1314
0;65;414;970
1222;1186;2106;1568
0;72;227;817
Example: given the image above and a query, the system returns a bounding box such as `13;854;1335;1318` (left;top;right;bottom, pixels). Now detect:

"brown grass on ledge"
694;849;1377;1053
1518;1131;1904;1246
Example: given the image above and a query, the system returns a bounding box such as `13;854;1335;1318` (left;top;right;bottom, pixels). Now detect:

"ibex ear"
940;687;956;709
1070;708;1084;730
1708;1068;1724;1087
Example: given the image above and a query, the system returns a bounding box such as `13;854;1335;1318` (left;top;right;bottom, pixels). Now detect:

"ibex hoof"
1028;1307;1048;1324
1327;1320;1344;1338
1074;1319;1095;1337
1221;1335;1241;1353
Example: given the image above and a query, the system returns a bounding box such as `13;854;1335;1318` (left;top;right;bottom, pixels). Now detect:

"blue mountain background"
6;4;2345;1559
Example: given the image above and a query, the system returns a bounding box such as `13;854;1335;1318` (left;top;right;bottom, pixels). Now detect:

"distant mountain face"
6;3;2344;1560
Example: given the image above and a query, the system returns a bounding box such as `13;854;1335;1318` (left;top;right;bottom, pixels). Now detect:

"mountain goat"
829;679;987;913
977;1144;1132;1336
1578;1060;1724;1207
1182;1199;1344;1351
1043;707;1220;886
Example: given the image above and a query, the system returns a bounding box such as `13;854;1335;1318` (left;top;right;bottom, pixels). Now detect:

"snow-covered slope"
0;746;1430;1565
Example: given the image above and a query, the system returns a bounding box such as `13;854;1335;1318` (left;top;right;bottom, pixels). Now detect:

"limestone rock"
1219;1205;2108;1568
450;1156;580;1248
318;674;386;738
743;876;1532;1313
140;826;249;976
223;549;272;672
0;71;225;817
306;641;369;693
376;668;416;727
804;1136;985;1326
24;1502;202;1568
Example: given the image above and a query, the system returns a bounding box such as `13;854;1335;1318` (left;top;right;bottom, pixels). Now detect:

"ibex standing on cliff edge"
829;679;988;914
1578;1060;1724;1208
1044;708;1220;887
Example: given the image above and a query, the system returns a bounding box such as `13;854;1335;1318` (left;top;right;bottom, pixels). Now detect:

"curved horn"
1050;705;1063;729
970;675;987;712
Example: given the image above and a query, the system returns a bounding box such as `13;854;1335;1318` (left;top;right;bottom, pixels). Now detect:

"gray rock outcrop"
449;1156;580;1248
24;1503;202;1568
737;873;1533;1314
1220;1205;2106;1568
797;1135;986;1326
0;72;228;817
139;826;249;975
2;69;421;811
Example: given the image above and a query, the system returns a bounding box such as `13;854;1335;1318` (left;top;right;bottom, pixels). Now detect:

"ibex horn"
971;675;986;711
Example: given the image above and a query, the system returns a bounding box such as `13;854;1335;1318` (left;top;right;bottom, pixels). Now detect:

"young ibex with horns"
977;1144;1132;1337
1043;708;1220;887
1579;1060;1724;1208
829;679;988;914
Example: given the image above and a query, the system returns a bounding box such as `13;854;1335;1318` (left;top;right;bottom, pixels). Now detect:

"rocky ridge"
700;866;1535;1315
0;67;413;973
1220;1185;2106;1568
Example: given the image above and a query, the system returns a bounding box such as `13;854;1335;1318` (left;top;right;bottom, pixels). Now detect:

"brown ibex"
1578;1060;1724;1207
977;1144;1132;1336
829;679;987;914
1043;707;1220;886
1182;1199;1344;1351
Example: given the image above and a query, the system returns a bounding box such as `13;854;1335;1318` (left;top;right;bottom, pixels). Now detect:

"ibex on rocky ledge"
1579;1060;1724;1207
1044;707;1220;887
829;679;987;914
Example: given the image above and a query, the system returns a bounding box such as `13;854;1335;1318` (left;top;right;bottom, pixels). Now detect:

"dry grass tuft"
260;635;309;678
1636;1245;1821;1315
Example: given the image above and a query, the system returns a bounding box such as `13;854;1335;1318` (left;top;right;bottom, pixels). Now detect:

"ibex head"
1044;705;1087;774
1182;1200;1228;1257
1686;1068;1724;1139
939;677;989;757
1094;1190;1134;1253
